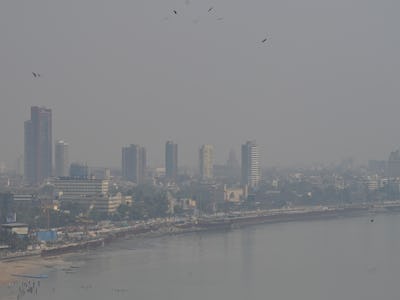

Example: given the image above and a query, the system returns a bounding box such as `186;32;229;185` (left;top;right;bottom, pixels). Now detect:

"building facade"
0;193;14;224
55;140;69;177
199;144;214;180
69;162;89;179
52;177;109;200
387;150;400;178
24;106;52;185
121;144;146;184
241;140;261;188
165;141;178;181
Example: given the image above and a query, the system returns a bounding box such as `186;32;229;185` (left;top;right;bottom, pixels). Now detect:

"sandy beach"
0;256;66;286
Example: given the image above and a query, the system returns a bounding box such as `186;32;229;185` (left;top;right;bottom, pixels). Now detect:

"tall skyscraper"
55;140;69;177
122;144;147;184
226;148;240;179
24;106;52;185
165;141;178;181
199;144;214;180
241;140;261;188
387;150;400;178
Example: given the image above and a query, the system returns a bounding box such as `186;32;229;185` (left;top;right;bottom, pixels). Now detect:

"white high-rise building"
241;141;261;188
199;144;214;180
55;140;69;177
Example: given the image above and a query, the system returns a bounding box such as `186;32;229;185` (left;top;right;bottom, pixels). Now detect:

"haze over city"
1;0;400;168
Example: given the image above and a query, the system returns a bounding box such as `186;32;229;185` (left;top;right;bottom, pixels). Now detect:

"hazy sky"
1;0;400;168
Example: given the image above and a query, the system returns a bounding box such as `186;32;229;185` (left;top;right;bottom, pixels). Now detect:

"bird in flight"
173;10;177;14
208;7;213;12
32;72;41;78
261;38;268;43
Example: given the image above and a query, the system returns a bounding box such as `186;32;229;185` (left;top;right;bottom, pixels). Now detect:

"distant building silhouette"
165;141;178;181
226;149;240;178
241;141;261;188
16;155;24;177
24;106;52;185
121;144;146;184
69;162;89;179
55;140;69;177
387;150;400;178
199;144;214;180
368;160;386;174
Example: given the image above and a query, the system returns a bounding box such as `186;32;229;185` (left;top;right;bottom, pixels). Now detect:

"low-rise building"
52;177;109;200
1;223;29;237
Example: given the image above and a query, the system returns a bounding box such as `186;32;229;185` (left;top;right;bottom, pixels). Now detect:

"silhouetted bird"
208;7;213;12
370;219;374;222
262;38;267;43
173;10;177;14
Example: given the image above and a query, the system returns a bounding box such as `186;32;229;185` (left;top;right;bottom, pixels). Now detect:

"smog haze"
0;0;399;168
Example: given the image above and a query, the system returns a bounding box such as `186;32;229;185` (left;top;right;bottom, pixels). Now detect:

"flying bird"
173;10;178;14
32;72;41;78
208;7;213;12
261;38;267;43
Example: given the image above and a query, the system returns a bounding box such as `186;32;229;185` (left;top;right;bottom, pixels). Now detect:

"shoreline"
1;203;399;287
34;204;383;258
0;256;67;286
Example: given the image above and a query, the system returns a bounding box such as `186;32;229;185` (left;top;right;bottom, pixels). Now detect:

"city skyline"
1;1;400;298
11;105;400;176
21;106;267;178
0;0;399;169
6;106;397;170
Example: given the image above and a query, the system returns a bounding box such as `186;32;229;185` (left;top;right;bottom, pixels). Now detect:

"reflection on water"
5;213;400;300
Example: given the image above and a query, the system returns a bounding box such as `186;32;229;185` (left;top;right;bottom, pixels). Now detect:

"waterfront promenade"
2;201;400;286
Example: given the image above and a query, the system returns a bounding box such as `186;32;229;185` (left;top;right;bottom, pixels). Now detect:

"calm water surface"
6;213;400;300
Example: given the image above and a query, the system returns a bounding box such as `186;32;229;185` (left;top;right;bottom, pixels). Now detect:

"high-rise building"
226;148;240;179
24;106;52;185
241;140;261;188
121;144;147;184
387;150;400;178
165;141;178;181
199;144;214;180
55;140;69;177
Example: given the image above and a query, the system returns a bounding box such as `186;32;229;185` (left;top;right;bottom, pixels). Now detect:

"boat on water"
11;274;48;279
